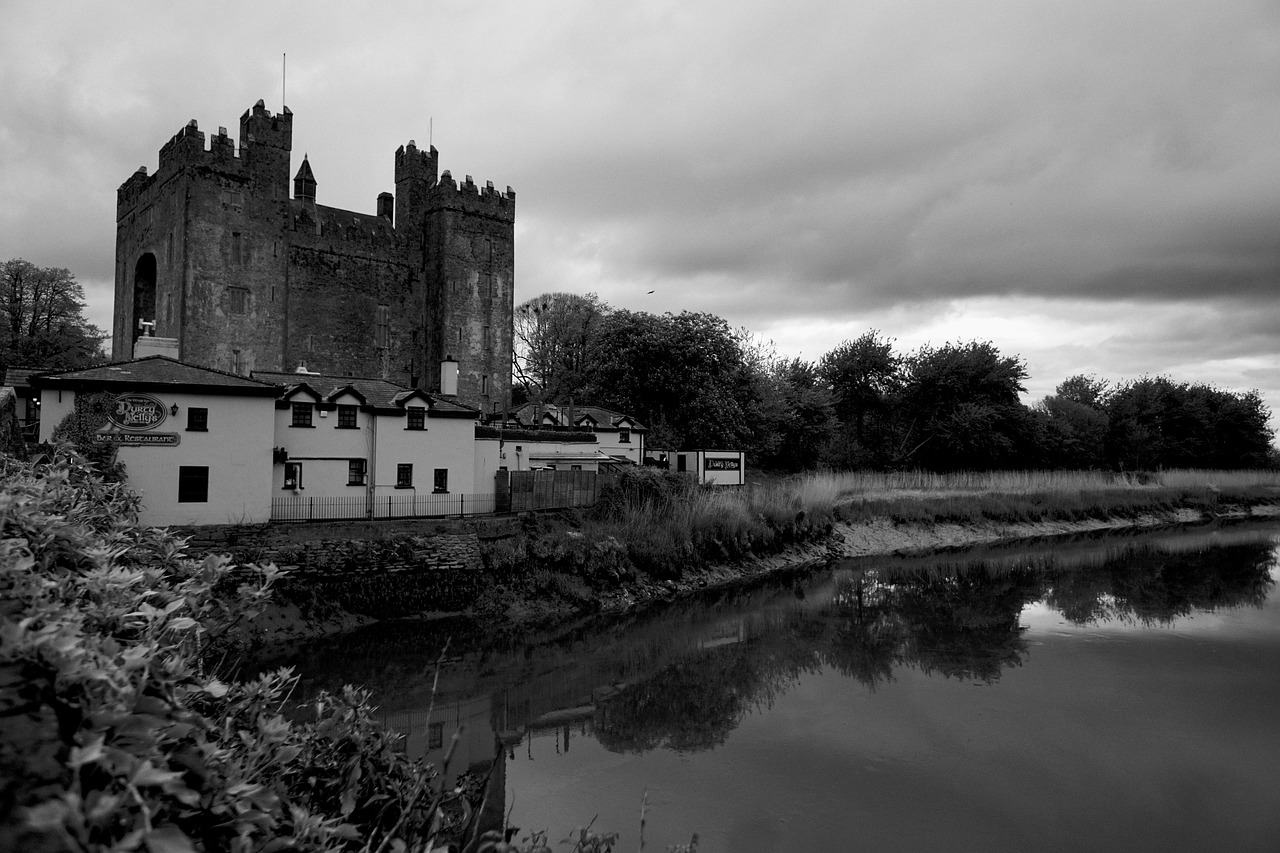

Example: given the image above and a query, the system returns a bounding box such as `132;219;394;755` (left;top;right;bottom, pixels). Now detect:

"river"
255;521;1280;852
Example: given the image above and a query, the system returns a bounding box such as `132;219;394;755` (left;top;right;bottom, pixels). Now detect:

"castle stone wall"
115;102;514;409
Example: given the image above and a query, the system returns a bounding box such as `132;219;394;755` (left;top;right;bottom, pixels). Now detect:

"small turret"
293;156;316;202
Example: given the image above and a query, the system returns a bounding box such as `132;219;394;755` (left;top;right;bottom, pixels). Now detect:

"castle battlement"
431;170;516;219
395;141;439;183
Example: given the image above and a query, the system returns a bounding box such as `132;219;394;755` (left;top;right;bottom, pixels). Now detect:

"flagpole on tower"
283;53;287;108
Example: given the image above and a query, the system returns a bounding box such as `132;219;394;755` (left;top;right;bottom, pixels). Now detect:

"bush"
0;448;467;852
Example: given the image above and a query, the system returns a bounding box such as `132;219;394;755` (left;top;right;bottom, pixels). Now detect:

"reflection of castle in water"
280;523;1278;815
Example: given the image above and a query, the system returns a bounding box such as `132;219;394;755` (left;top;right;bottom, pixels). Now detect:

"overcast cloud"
2;0;1278;423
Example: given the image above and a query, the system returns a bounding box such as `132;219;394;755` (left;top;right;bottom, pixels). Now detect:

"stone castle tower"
113;100;514;411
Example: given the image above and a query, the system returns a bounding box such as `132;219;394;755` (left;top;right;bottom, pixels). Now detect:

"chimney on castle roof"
377;192;394;224
440;356;458;396
293;156;316;203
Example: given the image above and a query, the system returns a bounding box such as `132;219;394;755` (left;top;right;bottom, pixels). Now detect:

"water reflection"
254;523;1279;845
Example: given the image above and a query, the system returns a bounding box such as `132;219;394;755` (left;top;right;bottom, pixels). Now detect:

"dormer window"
406;408;426;430
291;401;313;427
336;404;358;428
619;428;631;443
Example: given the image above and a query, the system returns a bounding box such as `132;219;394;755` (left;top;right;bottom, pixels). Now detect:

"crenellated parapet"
429;170;516;221
238;100;292;154
394;140;438;185
118;102;294;216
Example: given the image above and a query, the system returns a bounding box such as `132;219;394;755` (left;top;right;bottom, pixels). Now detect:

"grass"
816;468;1280;525
484;467;1280;590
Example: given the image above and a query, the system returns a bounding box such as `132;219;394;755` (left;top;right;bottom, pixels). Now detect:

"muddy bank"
239;501;1280;651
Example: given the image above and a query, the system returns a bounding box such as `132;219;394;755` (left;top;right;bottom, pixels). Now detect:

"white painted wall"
676;450;746;486
40;388;276;526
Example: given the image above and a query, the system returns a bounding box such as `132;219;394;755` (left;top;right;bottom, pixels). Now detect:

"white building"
503;402;646;467
253;368;481;520
33;357;656;526
34;356;483;526
33;357;281;526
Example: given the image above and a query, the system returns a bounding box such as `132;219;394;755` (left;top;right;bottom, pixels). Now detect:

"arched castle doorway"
132;253;157;343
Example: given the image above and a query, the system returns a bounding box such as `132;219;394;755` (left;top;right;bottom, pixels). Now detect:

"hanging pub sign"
97;393;179;446
107;394;168;431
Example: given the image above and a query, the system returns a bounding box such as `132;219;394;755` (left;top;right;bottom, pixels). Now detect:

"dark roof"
30;356;280;396
2;367;44;390
294;156;316;184
253;370;478;418
507;402;646;431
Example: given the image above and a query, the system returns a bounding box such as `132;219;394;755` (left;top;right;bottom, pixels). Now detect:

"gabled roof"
326;385;368;404
506;401;646;431
279;382;323;402
252;370;479;418
254;371;408;408
392;388;433;407
31;356;280;396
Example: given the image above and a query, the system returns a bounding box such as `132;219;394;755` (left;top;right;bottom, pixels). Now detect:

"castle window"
186;408;208;432
433;468;448;494
406;408;425;430
231;349;244;374
177;466;209;503
481;375;489;396
231;232;242;265
347;459;367;486
375;304;389;348
336;405;357;429
228;288;248;315
483;326;490;348
396;464;413;488
291;402;313;427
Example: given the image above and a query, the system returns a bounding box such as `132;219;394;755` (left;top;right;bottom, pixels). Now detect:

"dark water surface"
258;523;1280;852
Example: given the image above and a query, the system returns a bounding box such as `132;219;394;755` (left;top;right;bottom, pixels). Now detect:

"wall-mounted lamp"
170;404;179;416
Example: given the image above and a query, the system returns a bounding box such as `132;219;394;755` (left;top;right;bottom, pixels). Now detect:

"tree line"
514;292;1276;471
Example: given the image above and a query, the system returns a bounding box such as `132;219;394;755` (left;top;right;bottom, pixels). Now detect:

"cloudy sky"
3;0;1278;421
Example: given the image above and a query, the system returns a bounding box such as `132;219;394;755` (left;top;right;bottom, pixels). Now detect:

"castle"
113;100;514;411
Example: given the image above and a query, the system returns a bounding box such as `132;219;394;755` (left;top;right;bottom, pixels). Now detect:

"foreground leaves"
0;448;442;852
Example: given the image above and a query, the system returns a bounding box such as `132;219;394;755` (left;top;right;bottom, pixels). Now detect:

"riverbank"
245;495;1280;647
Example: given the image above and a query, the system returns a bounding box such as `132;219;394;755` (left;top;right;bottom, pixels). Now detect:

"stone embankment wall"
178;516;519;619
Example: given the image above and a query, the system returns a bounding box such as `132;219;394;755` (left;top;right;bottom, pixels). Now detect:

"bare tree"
512;292;607;404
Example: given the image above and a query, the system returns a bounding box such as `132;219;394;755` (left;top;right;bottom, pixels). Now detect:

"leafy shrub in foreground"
0;449;456;852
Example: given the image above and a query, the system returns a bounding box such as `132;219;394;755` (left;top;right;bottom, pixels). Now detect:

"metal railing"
270;491;497;522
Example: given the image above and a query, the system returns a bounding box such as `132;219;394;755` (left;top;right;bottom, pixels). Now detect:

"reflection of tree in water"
591;533;1276;754
1044;540;1276;626
593;626;822;754
266;526;1278;761
822;568;1038;687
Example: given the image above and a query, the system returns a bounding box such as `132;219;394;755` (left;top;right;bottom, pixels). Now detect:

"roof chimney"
440;356;458;396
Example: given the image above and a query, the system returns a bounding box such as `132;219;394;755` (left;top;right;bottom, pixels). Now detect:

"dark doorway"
132;253;157;342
